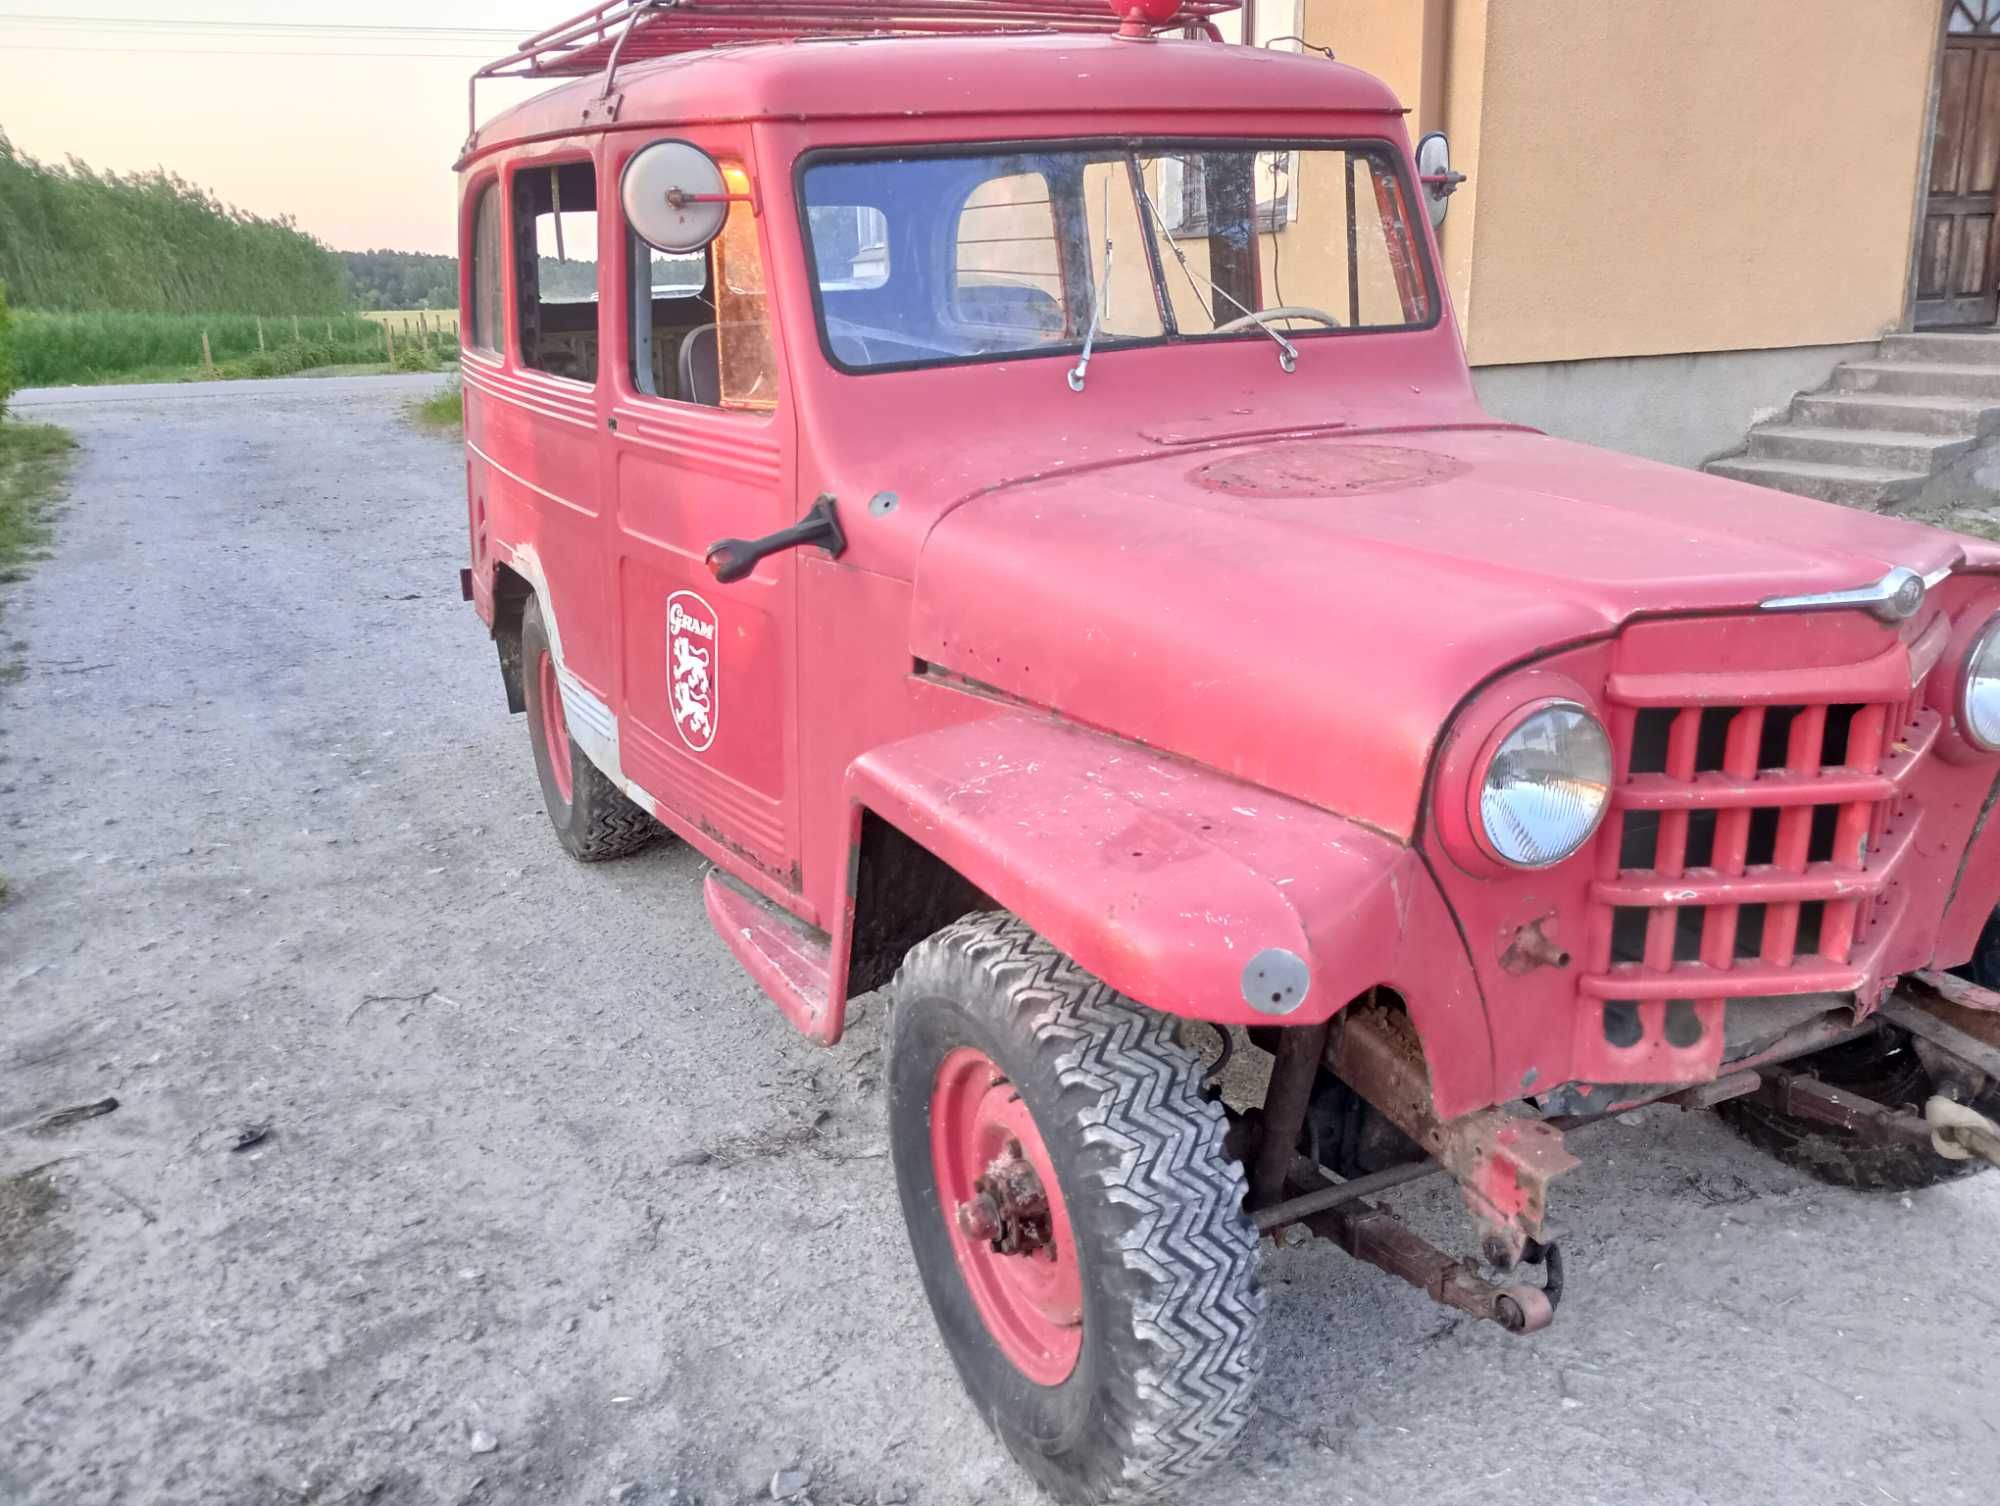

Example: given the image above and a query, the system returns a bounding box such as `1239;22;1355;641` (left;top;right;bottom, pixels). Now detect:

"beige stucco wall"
1304;0;1942;368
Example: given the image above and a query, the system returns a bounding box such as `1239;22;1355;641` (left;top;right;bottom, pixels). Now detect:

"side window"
952;172;1065;336
808;205;890;290
627;156;777;411
512;161;599;383
467;182;503;355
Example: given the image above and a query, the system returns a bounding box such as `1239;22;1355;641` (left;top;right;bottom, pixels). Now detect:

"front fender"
846;714;1497;1117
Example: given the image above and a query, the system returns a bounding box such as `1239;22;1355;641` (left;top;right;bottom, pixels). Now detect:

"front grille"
1578;619;1947;1069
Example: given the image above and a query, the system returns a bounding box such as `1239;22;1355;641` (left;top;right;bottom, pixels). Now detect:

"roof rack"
469;0;1241;137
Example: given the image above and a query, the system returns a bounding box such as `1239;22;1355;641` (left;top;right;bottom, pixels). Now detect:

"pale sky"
0;2;568;253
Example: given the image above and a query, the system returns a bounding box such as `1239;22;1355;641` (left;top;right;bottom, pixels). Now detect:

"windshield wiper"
1133;166;1298;374
1069;177;1114;393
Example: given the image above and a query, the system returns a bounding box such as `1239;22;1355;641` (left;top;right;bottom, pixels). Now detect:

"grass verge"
408;377;464;433
0;419;75;582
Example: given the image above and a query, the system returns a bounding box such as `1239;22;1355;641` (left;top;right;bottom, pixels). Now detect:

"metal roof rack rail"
468;0;1241;139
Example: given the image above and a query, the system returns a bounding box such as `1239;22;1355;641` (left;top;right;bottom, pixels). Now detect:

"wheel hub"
956;1140;1054;1257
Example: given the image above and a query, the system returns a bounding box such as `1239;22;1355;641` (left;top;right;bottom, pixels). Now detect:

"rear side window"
953;171;1063;332
467;183;503;354
512;161;599;383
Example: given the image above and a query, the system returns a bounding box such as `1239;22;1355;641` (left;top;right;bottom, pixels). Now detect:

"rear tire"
887;913;1263;1504
1716;1030;1993;1192
520;597;657;863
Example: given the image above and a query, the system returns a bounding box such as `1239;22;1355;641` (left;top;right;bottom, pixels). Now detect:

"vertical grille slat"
1761;703;1827;968
1821;704;1887;964
1700;707;1767;970
1643;710;1701;973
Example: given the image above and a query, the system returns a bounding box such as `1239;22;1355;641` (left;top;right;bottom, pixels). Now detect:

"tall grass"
0;283;16;416
0;130;349;316
13;311;401;385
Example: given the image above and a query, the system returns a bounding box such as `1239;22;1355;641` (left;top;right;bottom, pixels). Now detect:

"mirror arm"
705;495;847;584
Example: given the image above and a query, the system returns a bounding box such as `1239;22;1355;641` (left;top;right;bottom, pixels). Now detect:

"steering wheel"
1213;305;1344;333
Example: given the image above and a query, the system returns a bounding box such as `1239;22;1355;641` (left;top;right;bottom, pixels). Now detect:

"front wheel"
886;913;1264;1504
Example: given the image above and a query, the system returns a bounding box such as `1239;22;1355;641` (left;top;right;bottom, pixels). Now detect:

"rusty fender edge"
843;713;1498;1117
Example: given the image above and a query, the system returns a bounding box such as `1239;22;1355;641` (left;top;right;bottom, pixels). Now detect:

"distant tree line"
340;249;458;311
0;129;350;315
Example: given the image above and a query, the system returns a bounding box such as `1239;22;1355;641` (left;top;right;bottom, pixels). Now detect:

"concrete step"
1834;359;2000;399
1880;330;2000;366
1744;424;1976;471
1792;389;2000;436
1705;455;1927;509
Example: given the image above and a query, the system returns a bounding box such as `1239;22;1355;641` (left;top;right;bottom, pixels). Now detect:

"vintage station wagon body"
458;6;2000;1497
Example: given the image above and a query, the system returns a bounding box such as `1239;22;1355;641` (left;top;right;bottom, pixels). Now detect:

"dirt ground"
2;374;1998;1506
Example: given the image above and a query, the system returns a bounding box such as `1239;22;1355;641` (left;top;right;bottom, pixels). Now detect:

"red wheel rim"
930;1047;1083;1385
537;649;574;805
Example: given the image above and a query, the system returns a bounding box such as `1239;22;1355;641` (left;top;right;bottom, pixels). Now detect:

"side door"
603;128;805;897
471;148;617;721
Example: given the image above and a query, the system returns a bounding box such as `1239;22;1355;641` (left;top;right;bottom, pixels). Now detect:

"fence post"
256;316;265;352
293;315;301;342
201;331;213;373
385;321;396;364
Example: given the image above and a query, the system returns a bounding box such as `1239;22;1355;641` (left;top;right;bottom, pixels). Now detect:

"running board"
703;868;834;1038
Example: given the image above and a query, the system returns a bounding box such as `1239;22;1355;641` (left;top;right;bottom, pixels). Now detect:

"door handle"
705;495;847;583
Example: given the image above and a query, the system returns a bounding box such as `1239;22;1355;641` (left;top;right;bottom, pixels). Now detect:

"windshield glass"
799;141;1435;374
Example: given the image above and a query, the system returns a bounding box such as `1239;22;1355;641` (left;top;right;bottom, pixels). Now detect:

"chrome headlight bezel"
1959;616;2000;753
1470;698;1615;871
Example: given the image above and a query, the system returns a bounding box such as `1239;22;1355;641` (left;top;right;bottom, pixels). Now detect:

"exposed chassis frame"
1243;973;2000;1339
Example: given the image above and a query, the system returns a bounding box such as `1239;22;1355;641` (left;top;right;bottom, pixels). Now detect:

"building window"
512;161;599;384
1952;1;2000;35
467;183;503;355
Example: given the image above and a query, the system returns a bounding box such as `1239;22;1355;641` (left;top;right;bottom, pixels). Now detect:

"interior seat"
679;324;719;406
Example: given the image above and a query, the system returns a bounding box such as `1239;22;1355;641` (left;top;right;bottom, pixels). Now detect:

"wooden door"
1919;6;2000;327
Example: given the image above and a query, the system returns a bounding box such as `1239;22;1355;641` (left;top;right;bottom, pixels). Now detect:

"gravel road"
3;375;1998;1506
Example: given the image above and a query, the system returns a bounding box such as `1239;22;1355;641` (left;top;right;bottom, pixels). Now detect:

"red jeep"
456;3;2000;1498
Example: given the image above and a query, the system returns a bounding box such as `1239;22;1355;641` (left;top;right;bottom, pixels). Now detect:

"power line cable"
0;12;530;38
3;42;502;58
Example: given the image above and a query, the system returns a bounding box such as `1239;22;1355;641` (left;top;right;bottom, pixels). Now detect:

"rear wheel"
520;597;657;863
887;913;1263;1504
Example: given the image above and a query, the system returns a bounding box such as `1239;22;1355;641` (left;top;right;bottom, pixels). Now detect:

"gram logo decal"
666;590;719;752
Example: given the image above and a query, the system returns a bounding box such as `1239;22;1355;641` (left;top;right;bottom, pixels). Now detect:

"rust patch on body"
1191;440;1468;499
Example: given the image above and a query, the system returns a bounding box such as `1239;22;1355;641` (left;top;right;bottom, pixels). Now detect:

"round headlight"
1961;619;2000;752
1477;701;1613;868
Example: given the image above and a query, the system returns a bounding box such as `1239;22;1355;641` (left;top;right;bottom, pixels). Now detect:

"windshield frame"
792;135;1444;379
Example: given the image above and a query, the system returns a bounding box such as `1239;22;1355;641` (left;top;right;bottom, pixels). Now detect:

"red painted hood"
910;426;1984;838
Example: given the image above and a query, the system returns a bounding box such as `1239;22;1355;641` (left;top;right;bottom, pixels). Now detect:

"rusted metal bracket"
1752;1068;1936;1150
1303;1199;1556;1335
1327;1002;1577;1267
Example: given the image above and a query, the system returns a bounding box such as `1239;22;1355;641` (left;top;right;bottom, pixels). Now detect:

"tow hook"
1926;1094;2000;1168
